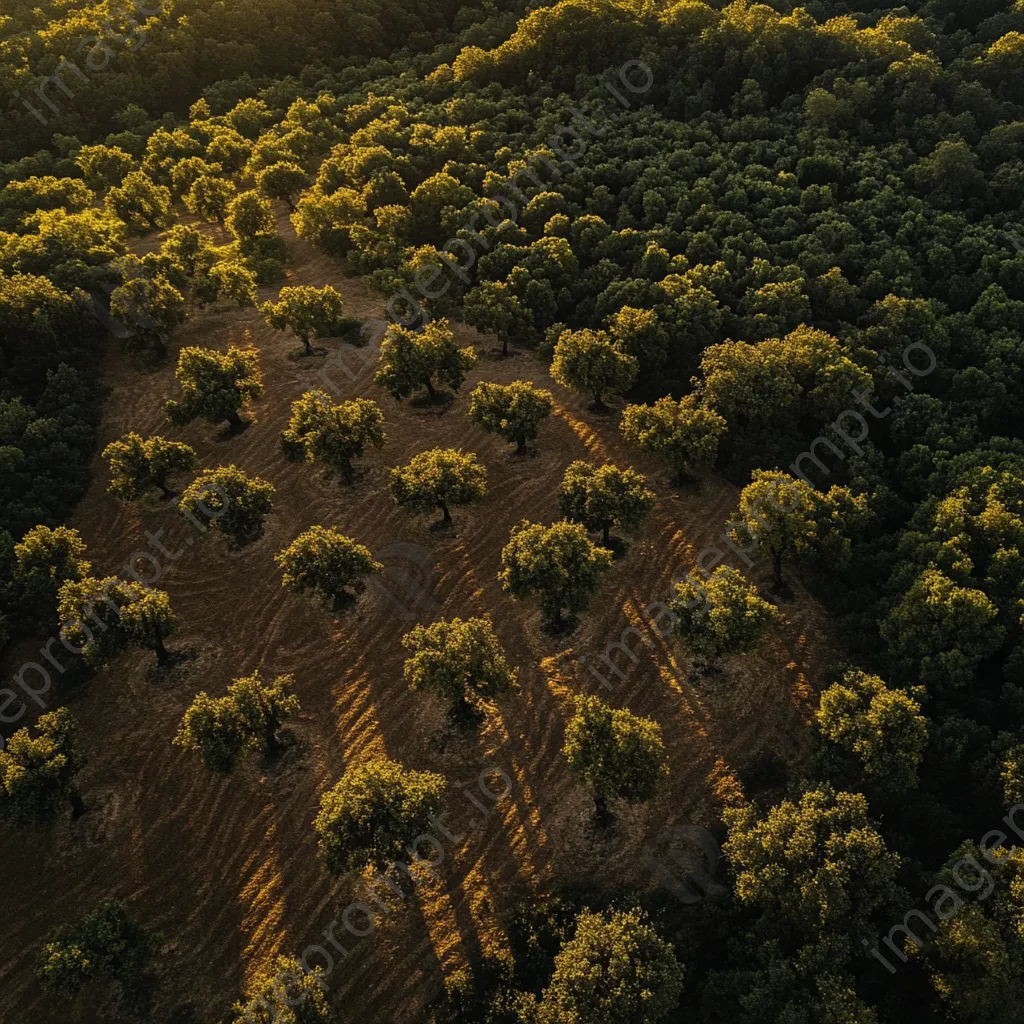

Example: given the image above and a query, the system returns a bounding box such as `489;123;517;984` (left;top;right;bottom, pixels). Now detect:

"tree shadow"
216;418;252;440
541;613;580;638
286;345;329;361
410;390;455;411
600;535;629;561
668;470;702;491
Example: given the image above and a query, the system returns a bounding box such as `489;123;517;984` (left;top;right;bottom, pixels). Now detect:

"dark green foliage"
166;346;264;429
563;695;668;827
175;671;300;771
557;461;655;547
0;708;85;826
275;526;382;609
390;448;487;524
314;755;446;875
36;900;158;998
402;615;517;722
499;520;613;628
178;465;275;545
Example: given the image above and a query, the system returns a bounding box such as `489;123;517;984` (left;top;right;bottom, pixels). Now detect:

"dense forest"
4;0;1024;1021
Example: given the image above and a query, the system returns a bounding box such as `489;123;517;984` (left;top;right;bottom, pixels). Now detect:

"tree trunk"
453;694;474;724
152;629;171;667
69;787;87;819
302;336;313;356
227;409;244;429
439;502;452;523
425;378;437;401
502;337;508;357
602;522;611;546
341;456;354;485
515;437;527;455
157;479;176;500
265;723;282;751
594;793;612;829
285;197;296;212
772;549;784;590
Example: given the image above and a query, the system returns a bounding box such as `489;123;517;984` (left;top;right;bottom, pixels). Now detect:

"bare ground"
0;207;834;1023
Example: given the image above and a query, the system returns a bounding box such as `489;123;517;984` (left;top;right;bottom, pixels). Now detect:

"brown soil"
0;207;834;1023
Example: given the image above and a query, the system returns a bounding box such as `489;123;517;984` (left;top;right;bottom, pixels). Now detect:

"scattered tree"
389;448;487;524
184;173;237;222
105;171;171;231
374;319;476;402
178;465;275;545
468;380;554;454
499;520;613;629
14;525;91;627
529;908;684;1024
103;433;197;500
314;755;446;875
620;395;727;482
166;345;263;429
36;900;158;999
275;526;382;610
669;566;778;673
730;470;868;590
0;708;86;824
550;328;638;411
563;695;668;827
815;670;928;792
230;955;332;1024
260;284;348;357
58;577;179;667
110;274;187;354
280;392;385;483
402;615;517;723
557;461;655;547
723;786;901;948
175;671;299;770
256;162;309;211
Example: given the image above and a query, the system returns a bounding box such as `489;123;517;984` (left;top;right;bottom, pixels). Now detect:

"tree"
468;380;554;454
563;695;668;827
730;470;868;590
499;521;613;629
36;900;158;999
550;328;638;411
225;189;275;241
881;568;1004;691
281;392;385;483
313;755;446;875
231;954;332;1024
14;525;90;627
256;162;309;210
0;709;86;824
815;670;927;792
723;787;901;949
110;274;187;354
175;671;299;770
105;171;171;232
529;908;684;1024
103;433;197;500
620;395;727;482
1002;745;1024;805
463;279;531;355
207;260;259;308
389;448;487;524
374;319;476;402
58;577;179;667
75;145;135;190
275;527;382;610
178;465;275;545
402;616;517;723
166;345;263;429
557;461;655;547
184;173;237;222
260;284;348;357
669;566;778;673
